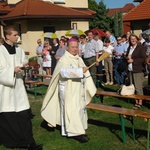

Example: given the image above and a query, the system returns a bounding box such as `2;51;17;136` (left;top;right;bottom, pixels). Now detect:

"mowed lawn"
0;85;150;150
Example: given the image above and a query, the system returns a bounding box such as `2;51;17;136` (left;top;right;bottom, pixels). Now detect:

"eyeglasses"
117;39;122;41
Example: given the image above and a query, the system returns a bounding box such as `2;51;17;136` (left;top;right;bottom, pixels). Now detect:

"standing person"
126;34;147;109
0;25;43;150
105;30;117;46
114;36;127;85
36;39;43;74
55;39;66;61
79;34;86;58
41;38;96;143
139;34;145;45
50;38;59;74
102;38;114;85
94;33;104;86
42;40;52;76
122;34;129;48
84;31;99;85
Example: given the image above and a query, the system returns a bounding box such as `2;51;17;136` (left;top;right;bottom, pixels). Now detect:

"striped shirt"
84;39;99;58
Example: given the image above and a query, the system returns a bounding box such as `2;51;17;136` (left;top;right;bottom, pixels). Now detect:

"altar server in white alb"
41;38;96;143
0;25;42;150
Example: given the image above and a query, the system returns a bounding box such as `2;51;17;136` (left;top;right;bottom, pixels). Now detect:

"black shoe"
27;144;43;150
70;134;90;143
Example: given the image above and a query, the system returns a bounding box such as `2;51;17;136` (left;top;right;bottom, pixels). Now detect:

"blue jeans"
114;59;126;85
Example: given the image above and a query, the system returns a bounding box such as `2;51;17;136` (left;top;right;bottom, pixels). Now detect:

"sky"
95;0;138;8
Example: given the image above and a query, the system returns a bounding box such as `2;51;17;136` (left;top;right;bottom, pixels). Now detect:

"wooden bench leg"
119;114;126;143
131;117;135;141
94;95;103;103
147;119;150;150
119;115;135;144
33;84;44;100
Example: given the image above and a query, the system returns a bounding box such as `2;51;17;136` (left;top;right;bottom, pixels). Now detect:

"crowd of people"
36;30;149;86
0;24;150;150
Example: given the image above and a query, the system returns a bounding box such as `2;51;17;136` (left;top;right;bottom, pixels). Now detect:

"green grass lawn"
0;84;150;150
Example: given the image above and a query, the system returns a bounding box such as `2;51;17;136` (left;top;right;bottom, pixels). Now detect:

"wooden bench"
95;90;150;103
25;80;44;100
33;74;52;81
86;103;150;150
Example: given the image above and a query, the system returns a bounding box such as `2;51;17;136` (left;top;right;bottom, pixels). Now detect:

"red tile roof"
0;4;12;14
2;0;95;20
123;0;150;21
107;3;135;16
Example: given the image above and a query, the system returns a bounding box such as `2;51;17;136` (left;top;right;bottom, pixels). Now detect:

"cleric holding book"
41;38;96;143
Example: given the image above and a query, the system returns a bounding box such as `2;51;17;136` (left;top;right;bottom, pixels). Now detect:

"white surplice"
41;51;96;135
0;45;30;112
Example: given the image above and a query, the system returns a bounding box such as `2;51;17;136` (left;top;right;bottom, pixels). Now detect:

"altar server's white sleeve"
60;68;83;78
0;65;15;87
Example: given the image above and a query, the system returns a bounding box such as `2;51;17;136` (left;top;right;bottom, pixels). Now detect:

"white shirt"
128;45;137;71
96;39;103;54
103;45;114;57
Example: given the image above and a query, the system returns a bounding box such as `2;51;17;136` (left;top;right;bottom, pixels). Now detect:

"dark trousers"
0;109;35;148
114;59;126;85
84;56;96;85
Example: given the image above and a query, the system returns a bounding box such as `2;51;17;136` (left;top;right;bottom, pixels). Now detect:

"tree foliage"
114;12;119;37
119;13;124;36
88;0;112;31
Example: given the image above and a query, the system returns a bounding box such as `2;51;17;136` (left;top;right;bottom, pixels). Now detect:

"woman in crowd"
50;38;59;74
55;39;66;61
102;38;114;85
42;40;52;76
126;34;147;109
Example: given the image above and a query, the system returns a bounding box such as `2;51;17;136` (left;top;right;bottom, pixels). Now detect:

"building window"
71;23;77;29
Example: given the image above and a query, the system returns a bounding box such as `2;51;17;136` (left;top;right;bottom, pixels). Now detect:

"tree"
114;12;119;37
118;13;124;36
88;0;112;31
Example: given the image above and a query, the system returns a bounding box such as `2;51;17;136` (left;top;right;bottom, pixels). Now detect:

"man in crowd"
94;33;104;86
105;30;117;46
114;36;127;85
36;39;43;74
0;25;43;150
84;31;99;84
41;38;96;143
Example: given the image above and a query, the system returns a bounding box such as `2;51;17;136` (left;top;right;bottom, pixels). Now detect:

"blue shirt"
114;43;127;59
110;35;117;46
36;45;43;56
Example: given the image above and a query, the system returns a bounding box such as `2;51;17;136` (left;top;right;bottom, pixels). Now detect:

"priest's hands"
82;67;88;73
14;66;23;73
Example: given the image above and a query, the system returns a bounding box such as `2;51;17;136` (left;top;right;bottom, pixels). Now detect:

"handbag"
117;84;135;96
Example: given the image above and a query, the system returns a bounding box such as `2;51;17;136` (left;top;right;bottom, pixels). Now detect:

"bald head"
67;40;78;56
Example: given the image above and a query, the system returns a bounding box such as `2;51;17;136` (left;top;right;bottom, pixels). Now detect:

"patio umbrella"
65;29;85;36
142;29;150;38
42;32;58;39
85;29;106;37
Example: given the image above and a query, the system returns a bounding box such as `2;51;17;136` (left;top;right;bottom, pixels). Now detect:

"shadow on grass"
40;120;61;133
88;118;147;147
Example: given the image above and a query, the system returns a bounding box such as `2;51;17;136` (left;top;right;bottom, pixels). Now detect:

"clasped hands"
14;63;29;73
